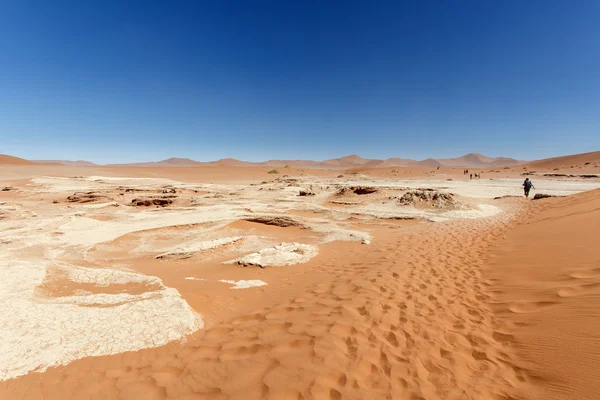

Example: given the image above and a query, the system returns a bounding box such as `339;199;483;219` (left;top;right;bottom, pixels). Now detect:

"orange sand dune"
0;154;34;165
523;150;600;170
487;188;600;399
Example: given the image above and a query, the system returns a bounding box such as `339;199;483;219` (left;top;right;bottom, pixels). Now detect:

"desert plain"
1;151;600;400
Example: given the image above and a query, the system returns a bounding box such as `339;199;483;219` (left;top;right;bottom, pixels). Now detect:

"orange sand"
486;189;600;400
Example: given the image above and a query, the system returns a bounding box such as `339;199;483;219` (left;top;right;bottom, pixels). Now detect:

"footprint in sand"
569;268;600;279
556;283;600;298
508;301;558;313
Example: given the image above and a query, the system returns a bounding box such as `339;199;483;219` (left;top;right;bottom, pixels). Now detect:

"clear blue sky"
1;1;599;163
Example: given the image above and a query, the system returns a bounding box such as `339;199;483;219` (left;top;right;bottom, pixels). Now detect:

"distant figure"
474;173;479;178
470;173;473;180
522;178;535;198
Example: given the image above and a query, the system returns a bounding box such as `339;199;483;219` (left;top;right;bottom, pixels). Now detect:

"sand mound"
0;154;33;165
227;243;318;268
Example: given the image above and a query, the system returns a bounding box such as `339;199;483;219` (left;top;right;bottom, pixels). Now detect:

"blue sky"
1;1;599;163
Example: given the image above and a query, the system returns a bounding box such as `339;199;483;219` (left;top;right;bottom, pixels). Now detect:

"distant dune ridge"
32;160;98;167
5;151;600;170
15;152;532;169
523;150;600;170
0;154;34;165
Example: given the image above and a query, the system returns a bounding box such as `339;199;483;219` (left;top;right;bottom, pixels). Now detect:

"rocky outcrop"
131;198;173;207
353;187;378;195
533;193;558;200
299;189;315;196
493;195;522;200
335;186;379;196
397;190;457;209
543;173;599;178
67;192;107;203
244;216;302;227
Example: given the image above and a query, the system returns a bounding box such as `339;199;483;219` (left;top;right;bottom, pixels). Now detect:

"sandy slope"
523;150;600;170
486;189;600;400
0;155;33;165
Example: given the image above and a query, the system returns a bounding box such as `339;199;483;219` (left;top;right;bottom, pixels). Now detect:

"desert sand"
1;152;599;399
486;188;600;400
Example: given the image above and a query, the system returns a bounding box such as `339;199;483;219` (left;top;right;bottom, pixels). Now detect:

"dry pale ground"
0;164;599;400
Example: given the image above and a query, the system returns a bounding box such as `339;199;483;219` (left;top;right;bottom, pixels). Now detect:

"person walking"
522;178;535;198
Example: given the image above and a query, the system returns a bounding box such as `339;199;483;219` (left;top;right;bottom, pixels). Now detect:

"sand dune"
32;160;99;166
486;188;600;399
0;154;33;165
523;150;600;171
5;151;529;169
82;150;599;171
435;153;524;168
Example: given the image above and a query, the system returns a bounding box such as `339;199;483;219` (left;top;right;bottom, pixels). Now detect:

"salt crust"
156;236;243;259
218;280;268;289
226;243;318;268
0;259;202;381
